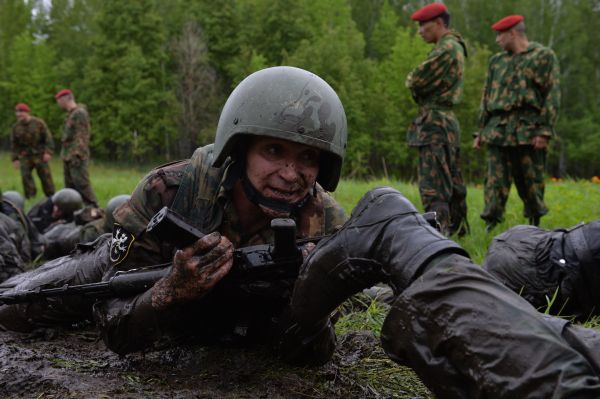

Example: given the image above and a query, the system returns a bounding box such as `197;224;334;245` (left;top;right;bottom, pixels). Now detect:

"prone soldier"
27;187;84;233
0;67;348;364
474;15;561;230
483;220;600;319
0;190;44;282
406;3;468;236
42;194;130;260
11;103;56;199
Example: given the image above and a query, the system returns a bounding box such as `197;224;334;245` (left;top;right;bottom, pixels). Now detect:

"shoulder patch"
110;223;136;265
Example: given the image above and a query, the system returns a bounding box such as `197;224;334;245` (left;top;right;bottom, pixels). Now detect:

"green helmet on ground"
52;188;83;218
212;66;347;192
105;194;131;229
2;191;25;210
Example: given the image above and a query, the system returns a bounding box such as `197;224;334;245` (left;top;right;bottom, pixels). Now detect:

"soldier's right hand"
151;232;233;310
473;136;481;150
12;160;20;169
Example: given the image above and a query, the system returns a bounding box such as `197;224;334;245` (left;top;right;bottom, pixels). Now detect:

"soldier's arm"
476;59;495;133
70;109;90;158
537;50;561;136
406;44;456;98
40;119;54;155
10;126;19;161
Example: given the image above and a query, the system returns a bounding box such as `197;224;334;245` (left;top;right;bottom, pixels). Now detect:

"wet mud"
0;327;432;398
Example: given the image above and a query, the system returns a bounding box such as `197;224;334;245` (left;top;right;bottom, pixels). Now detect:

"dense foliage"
0;0;598;180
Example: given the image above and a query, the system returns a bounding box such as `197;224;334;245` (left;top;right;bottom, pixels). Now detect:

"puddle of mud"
0;327;432;399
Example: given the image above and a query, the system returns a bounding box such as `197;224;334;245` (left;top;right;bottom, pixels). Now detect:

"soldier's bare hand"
531;135;548;150
151;232;234;310
42;153;51;162
12;160;20;169
473;136;481;150
301;242;317;260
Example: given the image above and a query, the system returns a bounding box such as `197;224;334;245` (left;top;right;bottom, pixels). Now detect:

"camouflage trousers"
19;155;55;198
63;157;98;207
417;143;468;236
481;145;547;225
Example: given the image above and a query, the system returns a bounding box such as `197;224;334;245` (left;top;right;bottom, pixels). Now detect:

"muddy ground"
0;325;432;399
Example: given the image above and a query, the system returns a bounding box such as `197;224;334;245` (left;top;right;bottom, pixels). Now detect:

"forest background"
0;0;598;181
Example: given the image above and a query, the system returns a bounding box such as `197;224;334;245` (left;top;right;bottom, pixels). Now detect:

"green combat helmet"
52;188;83;219
212;66;347;192
104;194;131;230
2;191;25;211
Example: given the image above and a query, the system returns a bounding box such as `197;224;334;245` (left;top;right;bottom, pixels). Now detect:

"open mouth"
266;186;301;202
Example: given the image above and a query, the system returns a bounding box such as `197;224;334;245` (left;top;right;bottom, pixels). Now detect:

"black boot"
289;186;468;326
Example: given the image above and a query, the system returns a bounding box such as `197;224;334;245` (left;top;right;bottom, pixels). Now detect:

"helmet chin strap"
240;172;312;216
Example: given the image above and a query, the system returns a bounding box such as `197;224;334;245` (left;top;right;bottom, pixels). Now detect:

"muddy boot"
289;186;468;326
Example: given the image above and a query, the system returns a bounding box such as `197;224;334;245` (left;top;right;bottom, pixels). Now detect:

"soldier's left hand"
42;153;52;162
531;135;549;150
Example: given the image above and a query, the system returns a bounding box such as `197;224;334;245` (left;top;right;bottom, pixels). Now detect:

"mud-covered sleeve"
93;291;164;355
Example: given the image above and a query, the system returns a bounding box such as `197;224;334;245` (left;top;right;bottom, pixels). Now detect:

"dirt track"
0;326;432;399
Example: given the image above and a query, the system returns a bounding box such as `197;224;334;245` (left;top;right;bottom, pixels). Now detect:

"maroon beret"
55;89;72;99
15;103;30;112
411;3;448;22
491;15;524;31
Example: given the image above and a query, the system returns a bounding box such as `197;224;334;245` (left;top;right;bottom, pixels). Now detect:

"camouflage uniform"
0;144;347;360
11;116;56;198
477;42;561;225
61;105;98;206
484;220;600;318
406;31;468;235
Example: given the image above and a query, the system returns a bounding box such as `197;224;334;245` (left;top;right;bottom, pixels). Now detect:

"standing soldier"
474;15;560;231
55;89;98;207
406;3;468;236
11;103;56;199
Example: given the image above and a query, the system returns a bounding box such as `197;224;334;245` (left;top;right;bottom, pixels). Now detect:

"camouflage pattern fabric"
61;105;97;207
18;156;55;198
477;42;561;145
477;42;560;224
11;116;55;198
480;145;547;224
60;106;91;161
63;157;98;207
418;142;468;235
0;213;27;283
406;31;468;235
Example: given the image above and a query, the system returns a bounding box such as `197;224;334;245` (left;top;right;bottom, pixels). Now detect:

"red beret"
15;103;30;112
411;3;448;22
55;89;72;99
491;15;524;31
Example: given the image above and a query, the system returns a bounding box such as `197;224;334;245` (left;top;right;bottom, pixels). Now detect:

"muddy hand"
301;242;316;260
151;232;234;310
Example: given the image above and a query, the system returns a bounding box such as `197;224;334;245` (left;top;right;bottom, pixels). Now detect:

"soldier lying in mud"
2;67;600;398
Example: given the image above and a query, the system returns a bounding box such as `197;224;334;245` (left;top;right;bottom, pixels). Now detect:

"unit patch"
110;223;136;265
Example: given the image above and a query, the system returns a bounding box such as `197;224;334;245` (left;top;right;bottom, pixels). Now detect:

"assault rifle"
0;207;439;305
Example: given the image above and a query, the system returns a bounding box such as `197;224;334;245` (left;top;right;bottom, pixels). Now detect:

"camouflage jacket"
477;42;561;146
406;31;467;146
61;105;91;161
95;143;347;354
11;116;54;161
